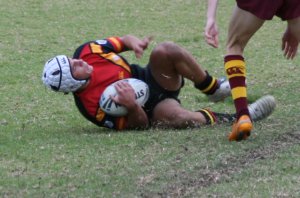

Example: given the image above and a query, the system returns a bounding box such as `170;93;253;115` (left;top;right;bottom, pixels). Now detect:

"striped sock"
224;55;249;119
194;71;219;95
198;109;237;125
197;108;217;125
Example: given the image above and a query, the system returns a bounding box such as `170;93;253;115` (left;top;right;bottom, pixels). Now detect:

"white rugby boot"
248;95;276;122
208;77;231;102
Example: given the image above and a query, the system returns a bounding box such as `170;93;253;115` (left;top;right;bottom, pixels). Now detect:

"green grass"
1;0;300;197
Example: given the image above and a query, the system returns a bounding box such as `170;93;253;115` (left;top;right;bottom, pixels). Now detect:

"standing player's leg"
225;6;265;141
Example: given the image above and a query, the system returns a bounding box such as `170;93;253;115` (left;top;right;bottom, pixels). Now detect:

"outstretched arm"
204;0;219;48
120;35;153;59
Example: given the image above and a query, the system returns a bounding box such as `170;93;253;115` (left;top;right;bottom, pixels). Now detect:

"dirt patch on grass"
140;131;300;197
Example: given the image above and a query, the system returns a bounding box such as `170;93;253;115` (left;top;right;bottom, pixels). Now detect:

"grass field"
1;0;300;197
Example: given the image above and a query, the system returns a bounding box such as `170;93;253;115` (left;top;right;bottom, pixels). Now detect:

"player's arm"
111;81;149;129
282;27;299;60
94;35;152;58
120;35;153;59
204;0;219;48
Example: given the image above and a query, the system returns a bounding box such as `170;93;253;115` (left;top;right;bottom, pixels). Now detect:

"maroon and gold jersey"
72;37;132;130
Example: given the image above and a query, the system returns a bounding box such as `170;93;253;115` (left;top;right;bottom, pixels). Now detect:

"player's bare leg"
151;95;276;130
151;99;207;128
225;6;265;141
148;42;230;101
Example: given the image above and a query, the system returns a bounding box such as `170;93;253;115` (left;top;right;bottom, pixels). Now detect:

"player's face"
69;58;93;80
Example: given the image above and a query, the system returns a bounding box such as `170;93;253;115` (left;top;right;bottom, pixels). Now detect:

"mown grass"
1;0;300;197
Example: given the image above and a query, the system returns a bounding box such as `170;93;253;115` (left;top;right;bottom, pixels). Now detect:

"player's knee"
152;42;180;58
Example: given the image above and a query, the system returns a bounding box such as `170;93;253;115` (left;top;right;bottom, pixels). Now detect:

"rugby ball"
99;78;149;116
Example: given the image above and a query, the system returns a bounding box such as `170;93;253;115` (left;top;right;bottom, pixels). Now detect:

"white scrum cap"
42;55;86;93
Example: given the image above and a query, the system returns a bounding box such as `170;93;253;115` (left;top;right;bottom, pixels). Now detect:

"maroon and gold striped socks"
224;55;250;119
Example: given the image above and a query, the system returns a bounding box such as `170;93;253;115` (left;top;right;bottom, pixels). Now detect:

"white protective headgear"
42;55;87;93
